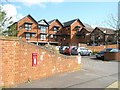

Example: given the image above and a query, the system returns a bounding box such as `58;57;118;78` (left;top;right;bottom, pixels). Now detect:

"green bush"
93;51;99;54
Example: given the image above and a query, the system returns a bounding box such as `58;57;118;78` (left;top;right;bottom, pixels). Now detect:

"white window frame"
32;34;35;37
25;24;32;30
26;33;30;39
40;26;47;33
50;34;54;38
40;34;46;40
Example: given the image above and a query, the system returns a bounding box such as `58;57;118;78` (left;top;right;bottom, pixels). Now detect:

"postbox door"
32;53;38;66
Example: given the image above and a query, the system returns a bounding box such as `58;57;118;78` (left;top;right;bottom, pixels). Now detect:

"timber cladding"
0;37;81;87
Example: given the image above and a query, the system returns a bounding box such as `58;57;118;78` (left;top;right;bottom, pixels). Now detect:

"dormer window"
24;22;32;30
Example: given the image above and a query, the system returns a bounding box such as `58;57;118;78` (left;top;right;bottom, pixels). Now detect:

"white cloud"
17;13;24;19
10;0;64;7
2;4;18;22
64;0;118;2
1;4;24;22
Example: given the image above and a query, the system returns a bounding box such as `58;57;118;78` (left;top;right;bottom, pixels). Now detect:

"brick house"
16;14;38;43
9;15;49;45
76;27;93;44
62;19;85;46
8;15;87;46
90;27;115;45
37;19;49;45
48;19;63;45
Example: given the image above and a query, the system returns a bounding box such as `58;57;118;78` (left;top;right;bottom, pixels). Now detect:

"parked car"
64;46;76;54
71;47;93;56
59;46;68;54
55;46;60;51
96;48;120;59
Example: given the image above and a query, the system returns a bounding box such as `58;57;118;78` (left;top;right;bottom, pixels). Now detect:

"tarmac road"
13;55;119;88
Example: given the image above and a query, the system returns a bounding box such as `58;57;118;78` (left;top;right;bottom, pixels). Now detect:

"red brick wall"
0;36;81;87
86;44;118;52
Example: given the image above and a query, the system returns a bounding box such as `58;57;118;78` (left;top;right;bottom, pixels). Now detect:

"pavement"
12;55;119;88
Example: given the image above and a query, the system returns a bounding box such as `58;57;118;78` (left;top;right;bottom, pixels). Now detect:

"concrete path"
13;55;119;88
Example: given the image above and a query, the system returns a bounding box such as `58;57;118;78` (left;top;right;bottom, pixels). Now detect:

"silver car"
71;47;93;56
59;46;68;54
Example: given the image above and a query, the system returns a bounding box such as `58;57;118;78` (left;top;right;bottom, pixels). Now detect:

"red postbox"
32;53;38;66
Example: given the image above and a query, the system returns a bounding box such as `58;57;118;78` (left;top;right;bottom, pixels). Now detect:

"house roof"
48;19;63;27
63;19;85;27
17;14;38;24
8;14;38;28
96;27;115;34
38;19;49;26
82;27;94;32
84;23;92;28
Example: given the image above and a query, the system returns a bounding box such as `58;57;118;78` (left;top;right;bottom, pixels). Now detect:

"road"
13;55;119;88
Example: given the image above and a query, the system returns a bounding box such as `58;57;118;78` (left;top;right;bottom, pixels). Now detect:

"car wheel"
88;52;92;56
78;52;82;55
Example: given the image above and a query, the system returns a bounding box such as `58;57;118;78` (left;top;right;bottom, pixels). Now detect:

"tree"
106;1;120;48
2;23;19;36
0;0;18;36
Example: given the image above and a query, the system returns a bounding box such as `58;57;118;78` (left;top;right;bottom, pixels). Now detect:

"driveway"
13;55;119;88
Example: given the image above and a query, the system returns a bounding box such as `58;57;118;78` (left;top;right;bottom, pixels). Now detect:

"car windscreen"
105;48;114;51
65;47;70;49
72;47;78;50
98;51;104;54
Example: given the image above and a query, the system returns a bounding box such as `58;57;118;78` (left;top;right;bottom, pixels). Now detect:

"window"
19;36;22;39
40;34;46;40
82;32;85;39
68;27;70;30
26;33;30;39
50;34;54;38
19;26;22;29
40;26;47;33
76;26;81;30
54;27;58;31
55;38;58;41
53;27;58;33
54;35;57;38
32;34;35;37
25;24;32;30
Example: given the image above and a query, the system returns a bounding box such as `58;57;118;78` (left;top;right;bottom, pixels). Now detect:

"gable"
71;19;85;27
54;20;63;27
17;15;38;26
38;20;48;26
48;19;63;27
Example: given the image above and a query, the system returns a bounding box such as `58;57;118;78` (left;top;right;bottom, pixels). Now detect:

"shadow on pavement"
90;57;103;61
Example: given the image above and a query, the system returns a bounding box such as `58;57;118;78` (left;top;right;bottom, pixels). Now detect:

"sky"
1;0;119;29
